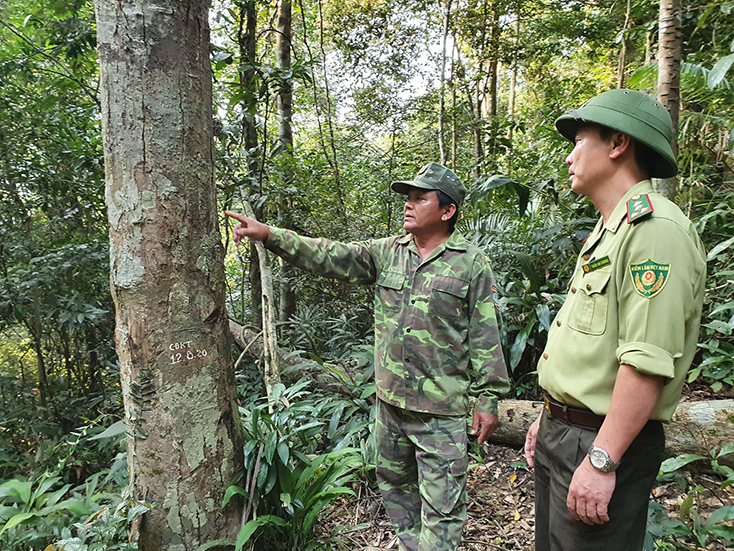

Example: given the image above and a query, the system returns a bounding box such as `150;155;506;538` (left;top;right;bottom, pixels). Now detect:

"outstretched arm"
224;211;271;244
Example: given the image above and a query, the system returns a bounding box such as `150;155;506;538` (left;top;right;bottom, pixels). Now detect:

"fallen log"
491;399;734;465
229;320;734;465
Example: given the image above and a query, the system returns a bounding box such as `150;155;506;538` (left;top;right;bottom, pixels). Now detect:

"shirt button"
583;254;590;261
543;353;549;360
571;287;577;294
586;284;592;291
556;320;562;327
406;328;411;333
411;299;416;304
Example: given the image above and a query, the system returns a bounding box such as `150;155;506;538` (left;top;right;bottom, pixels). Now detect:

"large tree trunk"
95;1;243;548
655;0;682;200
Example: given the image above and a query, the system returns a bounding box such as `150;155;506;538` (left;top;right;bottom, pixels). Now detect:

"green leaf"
327;404;345;439
704;505;734;528
271;383;286;405
235;515;288;550
89;420;127;440
277;441;289;467
31;475;61;506
0;512;37;535
679;493;694;518
38;484;71;508
0;479;33;505
716;442;734;459
707;235;734;261
512;251;542;297
222;486;248;508
687;367;701;383
264;432;278;465
37;497;90;517
536;304;551;332
708;53;734;89
659;454;706;474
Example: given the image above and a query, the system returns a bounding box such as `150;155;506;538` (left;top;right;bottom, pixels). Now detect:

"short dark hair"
436;189;459;232
595;125;656;179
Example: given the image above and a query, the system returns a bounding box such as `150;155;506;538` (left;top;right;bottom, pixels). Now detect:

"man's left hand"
566;458;616;525
471;412;498;445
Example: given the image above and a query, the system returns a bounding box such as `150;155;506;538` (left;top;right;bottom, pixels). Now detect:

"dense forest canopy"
0;0;732;548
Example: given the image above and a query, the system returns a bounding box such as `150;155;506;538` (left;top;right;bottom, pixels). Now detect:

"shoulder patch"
626;194;654;224
629;259;670;298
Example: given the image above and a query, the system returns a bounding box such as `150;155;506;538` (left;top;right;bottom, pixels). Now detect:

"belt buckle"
543;395;551;415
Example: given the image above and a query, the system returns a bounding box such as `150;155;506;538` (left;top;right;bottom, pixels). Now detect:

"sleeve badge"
629;259;670;298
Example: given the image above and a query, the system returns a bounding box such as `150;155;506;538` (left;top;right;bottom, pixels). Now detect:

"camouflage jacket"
265;228;510;416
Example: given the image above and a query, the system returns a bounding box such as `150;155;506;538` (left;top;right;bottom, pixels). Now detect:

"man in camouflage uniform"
226;162;510;551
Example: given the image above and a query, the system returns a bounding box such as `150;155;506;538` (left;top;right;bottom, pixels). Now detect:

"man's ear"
441;203;457;221
609;131;632;159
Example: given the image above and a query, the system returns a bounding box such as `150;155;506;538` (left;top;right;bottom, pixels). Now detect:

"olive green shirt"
265;228;510;416
538;180;706;421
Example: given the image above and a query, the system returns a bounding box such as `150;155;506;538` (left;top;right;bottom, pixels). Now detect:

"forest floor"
320;444;734;551
319;385;734;550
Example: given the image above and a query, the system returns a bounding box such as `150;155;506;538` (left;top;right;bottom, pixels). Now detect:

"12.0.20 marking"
169;341;208;364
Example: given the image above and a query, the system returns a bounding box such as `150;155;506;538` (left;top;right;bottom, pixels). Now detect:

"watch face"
589;448;607;469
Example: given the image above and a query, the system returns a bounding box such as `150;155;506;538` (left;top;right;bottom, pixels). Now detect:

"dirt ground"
320;443;734;551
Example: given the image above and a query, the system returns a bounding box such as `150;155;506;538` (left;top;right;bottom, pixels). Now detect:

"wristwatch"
587;444;621;473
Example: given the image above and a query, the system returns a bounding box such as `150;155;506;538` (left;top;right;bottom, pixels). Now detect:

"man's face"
403;188;451;235
565;125;613;196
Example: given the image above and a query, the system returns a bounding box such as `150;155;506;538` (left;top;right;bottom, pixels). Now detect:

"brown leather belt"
543;394;605;429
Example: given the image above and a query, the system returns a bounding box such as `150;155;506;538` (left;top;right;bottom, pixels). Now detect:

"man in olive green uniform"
524;89;707;551
226;163;510;551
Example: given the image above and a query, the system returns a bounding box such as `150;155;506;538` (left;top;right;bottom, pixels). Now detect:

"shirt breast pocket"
376;271;406;311
429;276;469;319
567;269;611;336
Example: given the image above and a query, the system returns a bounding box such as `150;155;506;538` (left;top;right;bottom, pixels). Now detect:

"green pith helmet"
391;162;467;207
555;89;678;178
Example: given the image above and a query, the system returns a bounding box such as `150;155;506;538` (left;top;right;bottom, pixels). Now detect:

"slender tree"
94;0;243;547
656;0;682;199
276;0;297;325
617;0;632;88
237;0;265;327
438;0;452;165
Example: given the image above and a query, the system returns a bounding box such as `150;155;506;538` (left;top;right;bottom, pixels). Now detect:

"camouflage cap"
391;162;466;207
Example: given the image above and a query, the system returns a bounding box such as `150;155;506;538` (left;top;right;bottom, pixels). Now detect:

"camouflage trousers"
375;399;468;551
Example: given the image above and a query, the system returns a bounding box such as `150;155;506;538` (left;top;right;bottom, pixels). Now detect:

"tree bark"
95;1;243;548
239;203;281;398
655;0;682;200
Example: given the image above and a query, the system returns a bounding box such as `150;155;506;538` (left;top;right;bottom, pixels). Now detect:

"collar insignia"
627;194;654;224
